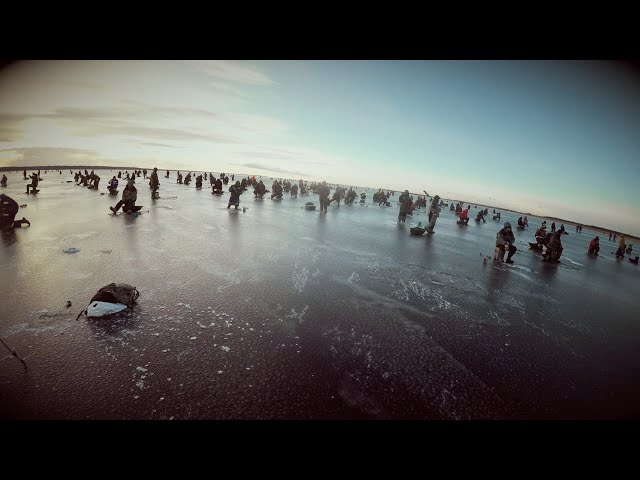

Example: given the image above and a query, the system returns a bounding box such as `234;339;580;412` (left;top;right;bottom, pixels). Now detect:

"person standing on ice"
495;221;517;263
425;195;440;233
398;190;411;223
318;181;331;212
149;167;160;197
228;180;242;210
615;234;626;258
1;174;7;187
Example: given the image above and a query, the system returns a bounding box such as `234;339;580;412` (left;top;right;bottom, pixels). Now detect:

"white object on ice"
86;301;128;317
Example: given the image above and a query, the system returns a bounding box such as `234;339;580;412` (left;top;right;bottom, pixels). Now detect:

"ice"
1;169;639;420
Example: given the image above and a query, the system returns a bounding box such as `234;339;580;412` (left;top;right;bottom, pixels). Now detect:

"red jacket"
460;208;469;220
589;239;599;250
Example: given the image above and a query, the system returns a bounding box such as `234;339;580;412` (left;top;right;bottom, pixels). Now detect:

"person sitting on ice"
110;179;137;214
344;188;355;204
271;181;283;200
535;225;547;243
214;177;223;194
517;217;525;228
495;222;517;263
27;172;39;193
195;174;203;188
184;173;191;185
588;236;600;255
290;183;298;198
475;210;486;222
0;194;30;229
492;211;501;221
458;207;469;225
254;180;266;199
108;176;119;194
544;230;563;262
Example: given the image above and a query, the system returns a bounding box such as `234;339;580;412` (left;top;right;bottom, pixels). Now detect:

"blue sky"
0;60;638;235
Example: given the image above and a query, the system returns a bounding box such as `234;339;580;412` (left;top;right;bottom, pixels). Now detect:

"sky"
0;60;639;235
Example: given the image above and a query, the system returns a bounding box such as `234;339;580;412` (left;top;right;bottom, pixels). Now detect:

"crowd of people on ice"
1;168;637;265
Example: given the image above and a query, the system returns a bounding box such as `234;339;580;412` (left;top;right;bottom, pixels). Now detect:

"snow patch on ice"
292;265;309;293
564;258;584;267
347;271;360;284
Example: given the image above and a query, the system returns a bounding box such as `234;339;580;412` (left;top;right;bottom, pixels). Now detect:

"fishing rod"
0;337;27;370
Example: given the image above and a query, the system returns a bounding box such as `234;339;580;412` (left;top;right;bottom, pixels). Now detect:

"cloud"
237;162;309;177
184;60;275;85
0;107;238;145
238;145;339;166
69;123;239;144
127;141;181;149
0;147;101;167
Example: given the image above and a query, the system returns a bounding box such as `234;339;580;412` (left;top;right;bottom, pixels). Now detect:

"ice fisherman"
26;173;39;193
110;179;137;214
458;207;469;225
0;194;30;229
615;234;626;258
228;180;242;209
108;176;119;194
149;167;160;196
318;181;330;212
588;236;600;255
425;195;441;234
544;230;563;262
398;190;412;223
495;221;517;263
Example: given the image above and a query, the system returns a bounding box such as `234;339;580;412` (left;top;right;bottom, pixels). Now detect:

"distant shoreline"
2;164;638;241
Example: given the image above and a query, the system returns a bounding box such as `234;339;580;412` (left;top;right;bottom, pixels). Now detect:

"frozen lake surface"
1;169;639;419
